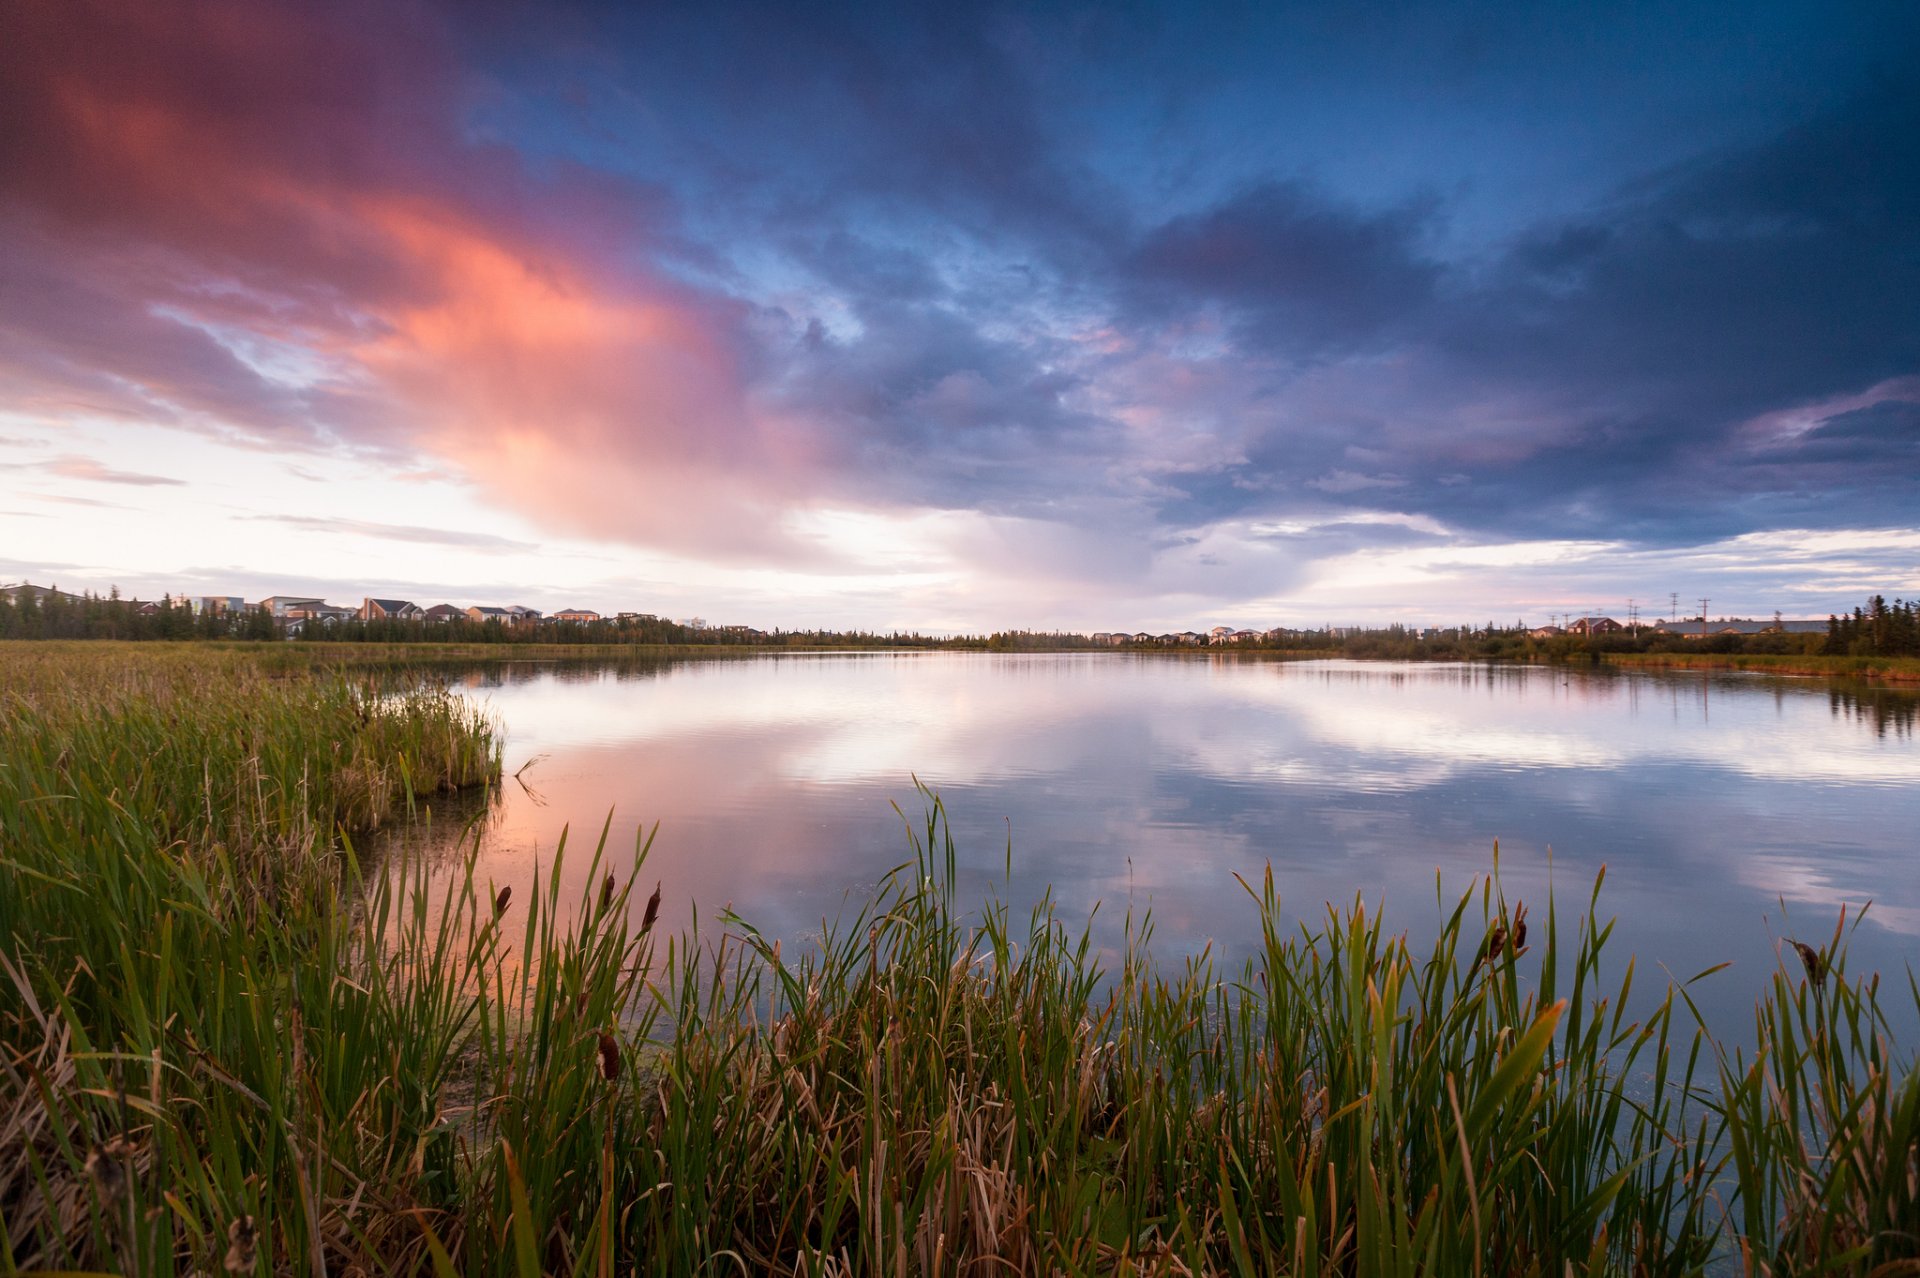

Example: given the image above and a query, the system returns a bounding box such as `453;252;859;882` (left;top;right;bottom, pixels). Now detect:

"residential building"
258;595;325;618
1654;618;1828;638
1;582;86;605
551;608;600;622
466;606;512;623
422;604;466;623
358;598;420;621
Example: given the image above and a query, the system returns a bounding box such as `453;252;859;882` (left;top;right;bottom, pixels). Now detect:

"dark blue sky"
2;0;1916;624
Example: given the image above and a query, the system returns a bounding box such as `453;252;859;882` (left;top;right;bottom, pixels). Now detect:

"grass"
2;646;1916;1274
1598;651;1920;683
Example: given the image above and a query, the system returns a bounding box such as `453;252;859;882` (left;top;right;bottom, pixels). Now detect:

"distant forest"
2;587;1916;659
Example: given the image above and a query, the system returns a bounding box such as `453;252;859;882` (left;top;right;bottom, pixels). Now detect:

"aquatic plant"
2;645;1915;1275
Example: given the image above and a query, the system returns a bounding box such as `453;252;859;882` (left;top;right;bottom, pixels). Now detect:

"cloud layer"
3;0;1917;617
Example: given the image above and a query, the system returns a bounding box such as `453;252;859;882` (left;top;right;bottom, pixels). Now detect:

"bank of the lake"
1596;649;1920;682
3;645;1916;1275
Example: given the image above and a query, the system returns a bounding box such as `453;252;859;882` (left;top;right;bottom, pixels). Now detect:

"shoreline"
6;637;1920;684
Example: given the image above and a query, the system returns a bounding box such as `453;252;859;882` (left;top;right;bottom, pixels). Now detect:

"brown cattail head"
1480;924;1507;966
1512;902;1529;955
493;885;512;918
641;881;662;935
224;1215;259;1273
1791;940;1828;988
85;1137;132;1200
598;1030;621;1081
599;873;615;912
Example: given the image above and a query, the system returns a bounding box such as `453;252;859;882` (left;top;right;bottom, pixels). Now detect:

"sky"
2;0;1917;631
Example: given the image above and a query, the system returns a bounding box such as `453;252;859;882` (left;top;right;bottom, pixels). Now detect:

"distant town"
0;580;1865;646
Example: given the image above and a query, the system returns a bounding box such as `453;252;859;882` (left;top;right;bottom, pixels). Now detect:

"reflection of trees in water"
1828;683;1918;739
371;780;506;870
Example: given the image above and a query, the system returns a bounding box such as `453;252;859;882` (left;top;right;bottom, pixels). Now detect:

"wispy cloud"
251;514;542;553
43;455;186;486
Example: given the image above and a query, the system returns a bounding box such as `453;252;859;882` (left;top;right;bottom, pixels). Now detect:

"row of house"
1090;626;1279;646
252;595;616;631
1526;615;1829;640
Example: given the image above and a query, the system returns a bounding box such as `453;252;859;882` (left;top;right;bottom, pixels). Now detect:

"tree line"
3;585;1913;658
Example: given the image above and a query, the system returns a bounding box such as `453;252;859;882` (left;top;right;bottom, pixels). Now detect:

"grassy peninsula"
3;646;1916;1275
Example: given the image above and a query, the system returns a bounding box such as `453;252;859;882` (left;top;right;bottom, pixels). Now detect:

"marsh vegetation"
2;645;1915;1275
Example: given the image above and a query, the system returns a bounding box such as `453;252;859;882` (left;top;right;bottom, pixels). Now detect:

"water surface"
401;653;1919;1039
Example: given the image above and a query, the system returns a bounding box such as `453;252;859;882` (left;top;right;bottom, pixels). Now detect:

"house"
422;604;465;623
1090;632;1112;645
1528;625;1565;639
1654;618;1829;638
466;606;512;623
286;603;353;624
1208;625;1234;644
358;598;420;621
258;595;325;618
1177;631;1204;645
616;612;657;622
551;608;600;622
0;582;87;605
507;605;543;621
1566;616;1624;635
1231;629;1259;642
1133;632;1154;644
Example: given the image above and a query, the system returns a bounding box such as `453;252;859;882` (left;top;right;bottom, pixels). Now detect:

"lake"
398;653;1920;1040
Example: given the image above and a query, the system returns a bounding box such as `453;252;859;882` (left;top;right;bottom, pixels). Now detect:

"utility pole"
1628;599;1639;636
1670;592;1679;623
1699;597;1710;623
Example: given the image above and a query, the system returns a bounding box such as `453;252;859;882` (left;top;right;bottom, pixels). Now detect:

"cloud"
250;514;544;552
41;455;184;486
1129;182;1441;358
1;0;1915;619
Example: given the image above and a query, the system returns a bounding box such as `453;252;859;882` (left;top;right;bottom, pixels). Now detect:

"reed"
2;648;1915;1275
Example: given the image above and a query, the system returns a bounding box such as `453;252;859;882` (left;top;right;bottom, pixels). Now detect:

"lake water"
401;653;1919;1041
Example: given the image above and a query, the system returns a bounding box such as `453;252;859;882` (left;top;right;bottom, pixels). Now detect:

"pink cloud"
0;0;831;561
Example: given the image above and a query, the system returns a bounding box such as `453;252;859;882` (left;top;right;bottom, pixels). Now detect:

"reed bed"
2;647;1916;1275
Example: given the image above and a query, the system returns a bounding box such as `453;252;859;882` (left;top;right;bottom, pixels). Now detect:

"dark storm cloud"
1129;182;1442;356
1120;83;1920;545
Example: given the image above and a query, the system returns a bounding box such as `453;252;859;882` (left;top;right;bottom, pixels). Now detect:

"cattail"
1512;903;1529;955
493;885;511;918
1480;924;1507;965
599;872;615;912
641;881;661;935
85;1137;132;1201
598;1030;621;1081
1791;939;1827;988
224;1215;259;1273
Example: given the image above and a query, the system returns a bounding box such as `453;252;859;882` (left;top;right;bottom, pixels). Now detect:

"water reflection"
386;655;1920;1041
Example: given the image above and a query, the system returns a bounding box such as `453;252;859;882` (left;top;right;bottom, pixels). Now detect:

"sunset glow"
3;0;1916;627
